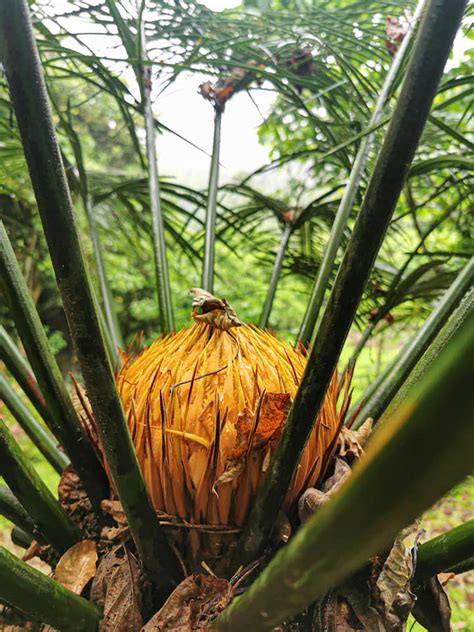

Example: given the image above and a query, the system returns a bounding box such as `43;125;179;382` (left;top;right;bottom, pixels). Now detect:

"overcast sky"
156;0;272;187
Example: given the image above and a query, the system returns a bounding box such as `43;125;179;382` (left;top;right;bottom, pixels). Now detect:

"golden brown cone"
117;322;350;531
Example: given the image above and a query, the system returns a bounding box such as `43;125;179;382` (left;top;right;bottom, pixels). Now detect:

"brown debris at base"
142;574;232;631
338;418;373;461
91;545;142;632
54;539;98;595
58;465;100;539
298;458;352;524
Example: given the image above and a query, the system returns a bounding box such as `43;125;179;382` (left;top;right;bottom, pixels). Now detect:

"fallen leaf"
373;524;417;630
412;575;451;632
142;573;232;631
101;525;129;542
91;545;142;632
101;500;128;527
54;540;97;594
298;488;329;524
322;458;351;493
439;572;455;586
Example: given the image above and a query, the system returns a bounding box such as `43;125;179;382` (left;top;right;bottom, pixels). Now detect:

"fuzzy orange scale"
117;322;348;529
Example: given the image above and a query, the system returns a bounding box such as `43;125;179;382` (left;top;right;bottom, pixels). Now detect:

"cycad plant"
0;0;473;630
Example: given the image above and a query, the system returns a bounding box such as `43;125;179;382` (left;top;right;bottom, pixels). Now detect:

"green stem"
296;0;427;346
0;373;69;474
202;107;223;294
350;195;463;361
0;325;49;424
233;0;467;567
0;485;37;540
0;0;182;592
0;418;80;554
215;313;474;631
259;223;293;329
0;546;102;632
60;103;123;355
140;18;174;332
83;194;123;354
91;282;117;365
352;259;473;428
415;519;474;583
0;221;108;509
380;287;473;422
10;526;33;549
447;556;474;576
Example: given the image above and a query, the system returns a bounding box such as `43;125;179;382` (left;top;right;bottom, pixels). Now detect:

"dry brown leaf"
439;572;455;586
355;417;373;446
189;288;241;331
322;458;351;493
142;574;232;631
338;418;373;460
212;459;245;489
374;524;417;630
54;540;97;595
299;458;352;523
385;16;407;56
101;525;129;542
298;488;329;524
412;575;451;632
101;499;128;527
58;465;99;538
100;499;129;542
91;545;142;632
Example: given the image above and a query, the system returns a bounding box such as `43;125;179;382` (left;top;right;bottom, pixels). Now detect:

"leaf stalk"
297;0;428;346
0;373;69;474
259;222;293;329
0;546;102;632
0;418;80;554
0;221;108;508
415;519;474;583
202;107;223;293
